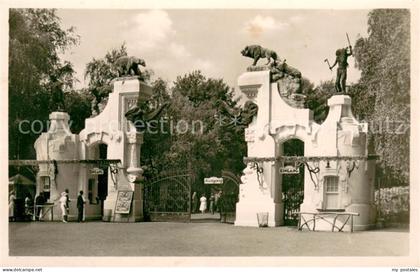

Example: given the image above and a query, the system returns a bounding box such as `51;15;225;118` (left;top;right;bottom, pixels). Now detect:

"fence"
374;185;409;225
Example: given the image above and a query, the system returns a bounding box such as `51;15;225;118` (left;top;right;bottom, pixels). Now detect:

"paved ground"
9;221;409;256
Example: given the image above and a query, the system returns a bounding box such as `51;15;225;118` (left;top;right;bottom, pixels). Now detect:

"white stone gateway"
234;70;376;231
34;77;151;222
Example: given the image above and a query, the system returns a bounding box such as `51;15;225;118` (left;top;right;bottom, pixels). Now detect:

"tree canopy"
141;71;246;194
353;9;410;184
9;9;79;159
84;44;128;114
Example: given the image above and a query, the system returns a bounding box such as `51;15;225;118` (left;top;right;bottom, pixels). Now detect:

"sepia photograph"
1;0;419;269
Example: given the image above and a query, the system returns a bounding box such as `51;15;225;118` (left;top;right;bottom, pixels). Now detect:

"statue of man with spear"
326;33;353;93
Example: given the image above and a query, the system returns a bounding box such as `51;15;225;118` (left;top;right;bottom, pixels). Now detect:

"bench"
295;211;360;232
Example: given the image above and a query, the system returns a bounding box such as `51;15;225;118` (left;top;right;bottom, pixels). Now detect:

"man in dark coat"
35;191;46;221
77;190;86;222
64;188;70;222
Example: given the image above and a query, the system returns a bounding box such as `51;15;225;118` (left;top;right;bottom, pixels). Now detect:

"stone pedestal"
235;163;279;227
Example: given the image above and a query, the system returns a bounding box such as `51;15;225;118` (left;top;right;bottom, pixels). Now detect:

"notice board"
114;191;134;214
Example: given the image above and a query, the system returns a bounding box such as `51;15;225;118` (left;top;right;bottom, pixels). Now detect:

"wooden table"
34;204;55;221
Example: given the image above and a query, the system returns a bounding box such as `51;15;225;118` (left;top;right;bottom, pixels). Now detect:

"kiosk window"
324;176;339;210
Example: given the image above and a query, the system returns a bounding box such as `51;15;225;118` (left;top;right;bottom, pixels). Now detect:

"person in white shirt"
59;191;68;223
9;192;16;222
199;195;207;214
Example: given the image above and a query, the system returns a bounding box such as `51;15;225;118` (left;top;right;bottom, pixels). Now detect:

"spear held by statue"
346;32;352;49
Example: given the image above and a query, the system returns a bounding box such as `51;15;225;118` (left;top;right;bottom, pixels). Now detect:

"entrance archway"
87;142;108;216
280;139;304;225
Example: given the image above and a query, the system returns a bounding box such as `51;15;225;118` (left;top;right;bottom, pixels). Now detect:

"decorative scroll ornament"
250;162;264;188
108;163;120;189
243;155;378;189
219;100;258;130
346;160;359;177
243;155;378;163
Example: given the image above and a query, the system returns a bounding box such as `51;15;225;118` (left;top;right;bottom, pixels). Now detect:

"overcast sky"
57;9;370;91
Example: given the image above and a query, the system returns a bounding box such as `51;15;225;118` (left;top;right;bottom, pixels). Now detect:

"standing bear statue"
114;56;146;78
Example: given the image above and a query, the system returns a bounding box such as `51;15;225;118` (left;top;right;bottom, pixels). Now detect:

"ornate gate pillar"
79;77;152;222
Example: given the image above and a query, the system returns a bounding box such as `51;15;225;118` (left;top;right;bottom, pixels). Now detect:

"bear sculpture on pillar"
114;56;146;79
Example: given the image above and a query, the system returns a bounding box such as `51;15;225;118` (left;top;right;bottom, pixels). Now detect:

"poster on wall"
114;191;134;214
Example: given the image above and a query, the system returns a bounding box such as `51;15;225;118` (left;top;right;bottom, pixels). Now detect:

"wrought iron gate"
143;170;192;222
282;139;305;225
282;166;305;225
219;171;240;223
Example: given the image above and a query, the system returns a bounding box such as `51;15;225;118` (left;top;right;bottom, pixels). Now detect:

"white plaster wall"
34;112;80;221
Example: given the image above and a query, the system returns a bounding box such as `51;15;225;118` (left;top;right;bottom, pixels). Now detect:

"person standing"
215;191;221;212
9;191;16;222
59;191;68;223
192;192;198;213
329;45;352;93
65;188;70;221
199;194;207;214
217;191;224;214
35;192;46;221
24;194;33;221
77;190;86;222
209;193;215;215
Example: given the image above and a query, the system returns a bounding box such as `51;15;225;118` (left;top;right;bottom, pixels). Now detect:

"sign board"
90;167;104;175
204;177;223;184
114;191;134;214
279;165;300;174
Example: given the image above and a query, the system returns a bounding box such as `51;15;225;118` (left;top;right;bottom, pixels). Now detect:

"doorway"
97;143;108;216
88;143;108;216
281;139;304;226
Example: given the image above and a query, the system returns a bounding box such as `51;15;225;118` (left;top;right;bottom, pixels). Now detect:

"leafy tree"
172;71;234;108
64;89;93;134
9;9;79;159
149;78;171;108
346;83;375;121
84;44;128;114
157;71;246;194
305;80;333;123
300;77;315;96
140;78;172;177
353;9;410;184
